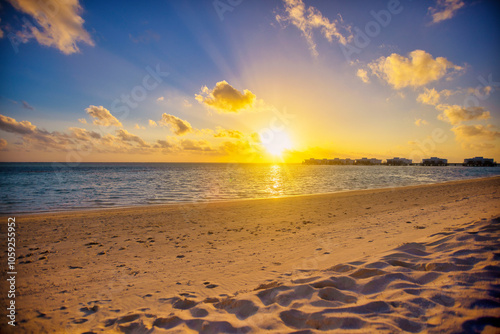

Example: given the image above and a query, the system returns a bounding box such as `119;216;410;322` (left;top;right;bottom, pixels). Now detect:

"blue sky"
0;0;499;162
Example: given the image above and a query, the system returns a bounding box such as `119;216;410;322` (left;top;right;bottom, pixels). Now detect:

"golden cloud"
86;105;122;127
0;138;7;150
276;0;351;56
160;113;193;135
436;104;490;125
180;139;214;152
368;50;462;89
7;0;94;54
417;87;455;106
195;81;256;113
356;69;369;83
213;127;243;139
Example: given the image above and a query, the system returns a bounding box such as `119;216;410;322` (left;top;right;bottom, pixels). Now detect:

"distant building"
327;158;355;165
386;157;412;166
303;158;320;165
355;157;382;165
422;157;448;166
463;157;496;167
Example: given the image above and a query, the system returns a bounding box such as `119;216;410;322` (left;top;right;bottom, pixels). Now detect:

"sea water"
0;162;499;214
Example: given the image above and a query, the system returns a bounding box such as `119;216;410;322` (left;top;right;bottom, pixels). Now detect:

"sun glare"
263;131;293;157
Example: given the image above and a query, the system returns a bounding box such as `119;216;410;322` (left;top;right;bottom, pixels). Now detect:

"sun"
262;131;293;157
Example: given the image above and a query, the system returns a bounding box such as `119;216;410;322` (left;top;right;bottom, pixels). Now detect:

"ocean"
1;162;499;214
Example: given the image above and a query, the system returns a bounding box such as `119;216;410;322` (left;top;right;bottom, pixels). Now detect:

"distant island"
303;156;497;167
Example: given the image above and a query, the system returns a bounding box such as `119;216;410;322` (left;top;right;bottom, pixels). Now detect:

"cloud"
68;127;101;140
0;19;4;39
195;81;256;113
134;124;145;130
451;124;500;140
7;0;94;54
417;88;456;106
78;118;87;124
415;119;428;126
0;138;7;150
436;104;490;125
356;69;369;83
22;100;34;110
368;50;463;89
214;128;243;139
154;139;174;150
116;129;150;147
156;96;164;102
452;124;500;150
417;88;440;105
180;139;214;151
149;120;157;127
160;113;193;135
428;0;465;24
276;0;351;56
0;114;37;134
85;105;122;127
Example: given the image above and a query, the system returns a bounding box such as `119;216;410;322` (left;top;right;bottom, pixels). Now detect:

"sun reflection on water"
266;164;286;196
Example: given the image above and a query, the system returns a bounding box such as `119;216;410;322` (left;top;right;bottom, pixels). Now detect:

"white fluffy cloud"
86;105;122;127
7;0;94;54
368;50;462;89
276;0;351;56
428;0;465;24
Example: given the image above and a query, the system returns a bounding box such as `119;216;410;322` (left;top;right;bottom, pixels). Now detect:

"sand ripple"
93;218;500;333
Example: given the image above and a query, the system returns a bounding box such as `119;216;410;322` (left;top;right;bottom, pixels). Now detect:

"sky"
0;0;499;163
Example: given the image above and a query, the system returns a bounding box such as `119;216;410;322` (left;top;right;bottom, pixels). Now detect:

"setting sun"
262;131;293;156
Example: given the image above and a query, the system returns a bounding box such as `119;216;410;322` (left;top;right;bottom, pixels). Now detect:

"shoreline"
3;175;500;217
1;176;499;333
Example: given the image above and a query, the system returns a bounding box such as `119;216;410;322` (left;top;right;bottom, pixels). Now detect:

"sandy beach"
1;176;499;333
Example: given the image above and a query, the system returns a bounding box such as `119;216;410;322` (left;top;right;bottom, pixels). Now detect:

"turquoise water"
1;162;499;214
